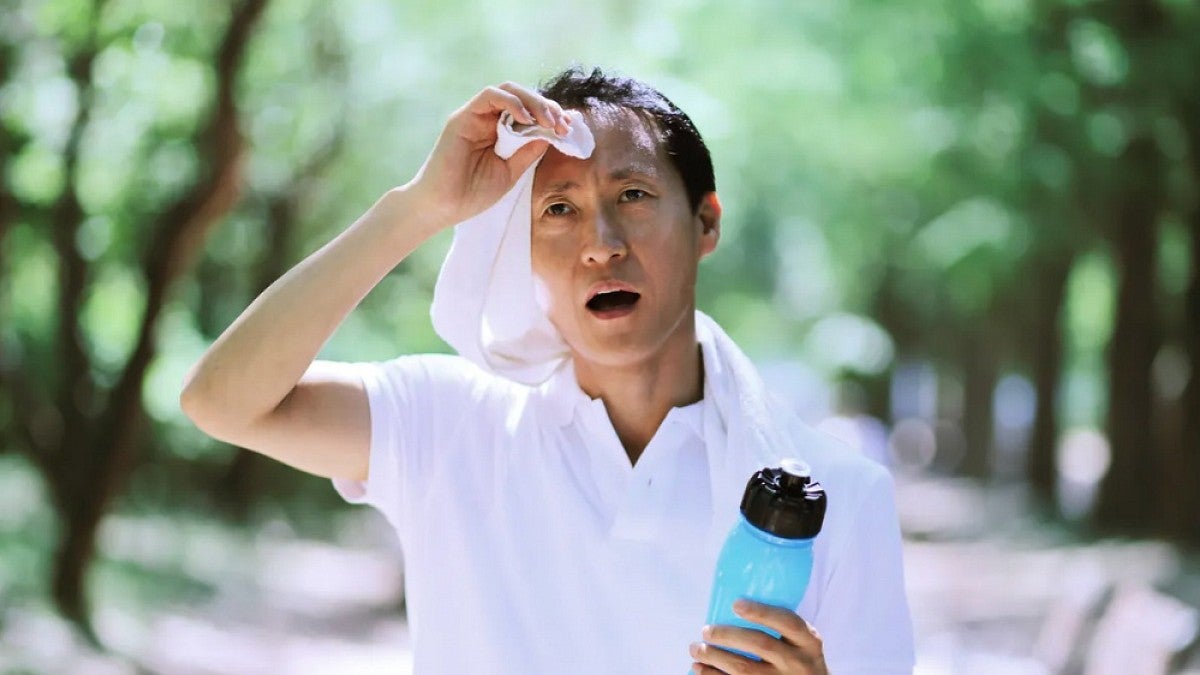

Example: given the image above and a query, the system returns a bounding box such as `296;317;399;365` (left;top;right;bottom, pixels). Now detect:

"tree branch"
0;26;19;419
85;0;270;504
43;0;111;484
0;6;50;467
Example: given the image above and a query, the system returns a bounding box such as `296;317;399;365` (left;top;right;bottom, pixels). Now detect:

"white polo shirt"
334;353;915;674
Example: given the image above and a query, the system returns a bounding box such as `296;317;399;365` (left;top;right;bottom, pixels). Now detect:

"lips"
585;281;641;317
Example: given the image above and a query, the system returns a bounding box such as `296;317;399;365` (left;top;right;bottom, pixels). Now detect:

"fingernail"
733;599;750;612
519;107;535;124
689;641;702;656
701;625;713;639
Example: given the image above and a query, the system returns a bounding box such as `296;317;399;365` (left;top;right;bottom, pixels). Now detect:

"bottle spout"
779;458;811;490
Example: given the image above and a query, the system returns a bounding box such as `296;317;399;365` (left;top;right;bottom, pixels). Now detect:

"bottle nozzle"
779;458;811;491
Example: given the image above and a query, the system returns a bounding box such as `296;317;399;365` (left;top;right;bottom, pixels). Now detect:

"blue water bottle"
702;458;827;661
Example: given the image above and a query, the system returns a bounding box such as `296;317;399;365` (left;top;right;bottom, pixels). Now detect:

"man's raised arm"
179;83;569;482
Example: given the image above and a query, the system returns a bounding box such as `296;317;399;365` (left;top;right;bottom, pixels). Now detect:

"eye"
619;188;648;202
544;202;574;217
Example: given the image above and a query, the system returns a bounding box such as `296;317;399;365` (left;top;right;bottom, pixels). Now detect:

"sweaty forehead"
533;106;667;189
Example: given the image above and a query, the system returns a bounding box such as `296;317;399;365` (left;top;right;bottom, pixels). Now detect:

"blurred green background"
1;0;1198;672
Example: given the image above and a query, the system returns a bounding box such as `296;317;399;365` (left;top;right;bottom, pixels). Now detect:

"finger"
689;640;769;675
733;599;823;654
701;624;788;666
466;86;536;125
505;138;550;177
545;99;570;136
497;81;570;136
690;663;725;675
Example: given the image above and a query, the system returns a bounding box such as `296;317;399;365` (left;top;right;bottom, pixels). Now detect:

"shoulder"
796;420;890;479
363;353;526;395
358;353;533;421
787;417;895;516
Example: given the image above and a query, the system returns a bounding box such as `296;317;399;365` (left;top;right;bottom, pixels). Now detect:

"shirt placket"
608;417;688;542
577;400;635;526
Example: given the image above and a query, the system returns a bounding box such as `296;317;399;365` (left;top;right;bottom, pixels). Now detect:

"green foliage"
3;224;58;374
0;456;57;600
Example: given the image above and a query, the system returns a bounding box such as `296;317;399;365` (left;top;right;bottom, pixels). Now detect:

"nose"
581;206;628;265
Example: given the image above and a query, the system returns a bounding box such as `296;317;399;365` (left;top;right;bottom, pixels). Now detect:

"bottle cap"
739;460;827;539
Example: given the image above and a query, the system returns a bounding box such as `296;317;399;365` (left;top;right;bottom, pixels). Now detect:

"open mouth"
585;290;641;316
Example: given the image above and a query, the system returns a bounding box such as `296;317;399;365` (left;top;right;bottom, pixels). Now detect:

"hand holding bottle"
689;598;828;674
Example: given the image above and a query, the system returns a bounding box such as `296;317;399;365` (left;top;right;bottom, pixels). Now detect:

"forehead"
533;106;670;188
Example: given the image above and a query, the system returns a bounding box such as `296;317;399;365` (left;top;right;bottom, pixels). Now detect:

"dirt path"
2;476;1198;674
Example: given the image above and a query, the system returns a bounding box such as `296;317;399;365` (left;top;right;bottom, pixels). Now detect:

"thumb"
506;139;550;179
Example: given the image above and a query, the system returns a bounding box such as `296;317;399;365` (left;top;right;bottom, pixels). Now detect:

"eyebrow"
537;165;660;197
610;165;659;181
542;180;580;194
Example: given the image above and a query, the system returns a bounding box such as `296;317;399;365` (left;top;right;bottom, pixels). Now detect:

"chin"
565;325;673;369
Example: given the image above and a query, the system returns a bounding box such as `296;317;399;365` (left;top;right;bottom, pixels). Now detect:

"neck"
573;315;704;466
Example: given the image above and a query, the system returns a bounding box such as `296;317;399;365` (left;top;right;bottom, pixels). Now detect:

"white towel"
695;311;817;541
428;110;813;532
431;109;595;386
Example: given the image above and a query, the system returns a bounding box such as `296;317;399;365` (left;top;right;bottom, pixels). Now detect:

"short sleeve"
330;354;492;537
814;469;916;673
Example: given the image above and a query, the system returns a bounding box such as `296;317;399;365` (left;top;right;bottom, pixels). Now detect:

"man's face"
531;107;720;368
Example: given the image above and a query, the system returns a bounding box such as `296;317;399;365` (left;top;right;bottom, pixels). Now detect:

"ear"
696;192;722;260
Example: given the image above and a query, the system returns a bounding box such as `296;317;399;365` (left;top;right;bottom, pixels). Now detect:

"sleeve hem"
331;362;390;505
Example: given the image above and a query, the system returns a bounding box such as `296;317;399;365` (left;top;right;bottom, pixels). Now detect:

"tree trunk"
1173;86;1200;544
1026;254;1073;510
960;324;997;481
44;0;268;635
1092;136;1163;534
1174;205;1200;543
871;264;916;423
50;483;108;646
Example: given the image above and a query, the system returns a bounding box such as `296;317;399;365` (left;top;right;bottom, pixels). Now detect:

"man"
181;66;915;674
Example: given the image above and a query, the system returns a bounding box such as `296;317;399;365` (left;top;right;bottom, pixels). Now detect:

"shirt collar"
539;356;707;439
541;360;590;427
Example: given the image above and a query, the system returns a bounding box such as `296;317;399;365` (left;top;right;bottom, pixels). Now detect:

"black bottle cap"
739;458;827;539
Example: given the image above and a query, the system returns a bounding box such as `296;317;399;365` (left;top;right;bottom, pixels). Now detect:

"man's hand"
689;599;829;675
405;81;571;232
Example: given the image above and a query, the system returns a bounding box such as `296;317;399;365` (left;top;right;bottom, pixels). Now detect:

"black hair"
538;66;716;213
